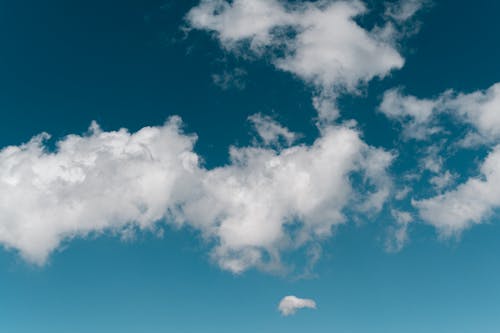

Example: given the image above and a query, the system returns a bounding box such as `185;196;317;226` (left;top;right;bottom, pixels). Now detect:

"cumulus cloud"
178;123;393;273
415;145;500;236
278;295;316;316
0;116;393;272
187;0;407;97
187;0;293;50
379;83;500;145
0;117;199;264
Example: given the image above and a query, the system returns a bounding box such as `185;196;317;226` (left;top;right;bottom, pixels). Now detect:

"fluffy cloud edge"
0;115;393;273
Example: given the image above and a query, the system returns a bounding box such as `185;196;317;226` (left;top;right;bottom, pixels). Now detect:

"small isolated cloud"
278;295;317;316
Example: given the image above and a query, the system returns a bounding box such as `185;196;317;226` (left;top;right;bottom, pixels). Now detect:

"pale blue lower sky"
2;220;499;333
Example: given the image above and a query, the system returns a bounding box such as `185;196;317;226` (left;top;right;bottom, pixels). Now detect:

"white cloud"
178;124;393;273
187;0;406;97
445;83;500;147
415;145;500;236
187;0;293;50
0;117;393;272
273;1;404;92
278;295;317;316
0;117;199;264
379;88;441;140
312;95;341;123
379;83;500;145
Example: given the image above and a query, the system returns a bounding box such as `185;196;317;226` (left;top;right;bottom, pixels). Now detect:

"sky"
1;0;500;332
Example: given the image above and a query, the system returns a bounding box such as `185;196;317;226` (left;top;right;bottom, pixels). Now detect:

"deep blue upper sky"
2;0;500;155
1;1;500;332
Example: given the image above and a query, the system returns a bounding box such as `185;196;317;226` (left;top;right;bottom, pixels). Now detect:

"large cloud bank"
0;116;392;272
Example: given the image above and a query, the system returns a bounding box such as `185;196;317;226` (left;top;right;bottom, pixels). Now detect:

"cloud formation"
415;146;500;236
187;0;408;97
0;117;199;264
379;83;500;145
379;82;500;236
278;295;317;316
0;116;392;272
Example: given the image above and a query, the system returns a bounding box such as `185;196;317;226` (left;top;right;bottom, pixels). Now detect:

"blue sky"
1;0;500;332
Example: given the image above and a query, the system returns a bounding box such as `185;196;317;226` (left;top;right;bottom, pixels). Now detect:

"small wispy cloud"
212;68;247;90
